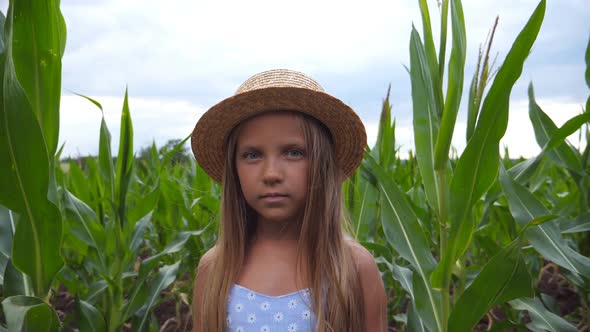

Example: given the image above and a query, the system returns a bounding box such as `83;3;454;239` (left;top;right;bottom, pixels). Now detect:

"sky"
1;0;589;159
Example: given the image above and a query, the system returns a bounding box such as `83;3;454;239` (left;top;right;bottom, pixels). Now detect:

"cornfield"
1;0;589;331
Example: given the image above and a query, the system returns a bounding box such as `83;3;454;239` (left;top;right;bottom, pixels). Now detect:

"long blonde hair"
199;111;365;331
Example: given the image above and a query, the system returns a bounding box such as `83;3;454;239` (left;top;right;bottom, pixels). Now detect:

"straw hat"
191;69;367;183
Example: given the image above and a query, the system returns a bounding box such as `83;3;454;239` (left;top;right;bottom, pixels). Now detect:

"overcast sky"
1;0;589;158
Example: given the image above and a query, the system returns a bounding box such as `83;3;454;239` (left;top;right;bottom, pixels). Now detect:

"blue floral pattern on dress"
226;284;316;332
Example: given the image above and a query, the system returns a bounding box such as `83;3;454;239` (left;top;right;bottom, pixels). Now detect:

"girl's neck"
253;217;301;243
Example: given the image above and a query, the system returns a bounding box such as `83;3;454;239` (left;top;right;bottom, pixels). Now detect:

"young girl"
191;69;387;331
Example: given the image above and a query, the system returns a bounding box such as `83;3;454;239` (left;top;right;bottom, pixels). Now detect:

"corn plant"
2;0;589;330
347;0;590;330
0;0;65;330
53;94;217;331
0;1;215;330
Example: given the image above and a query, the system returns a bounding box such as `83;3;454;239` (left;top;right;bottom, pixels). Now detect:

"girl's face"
235;112;308;225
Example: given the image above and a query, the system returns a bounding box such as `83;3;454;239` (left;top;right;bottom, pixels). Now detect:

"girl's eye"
286;149;304;158
242;152;260;160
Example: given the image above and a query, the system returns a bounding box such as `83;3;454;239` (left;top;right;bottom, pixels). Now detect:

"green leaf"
371;87;396;170
62;190;107;273
409;26;440;212
11;206;63;297
407;303;427;332
499;166;590;279
509;111;590;183
115;88;134;226
348;173;379;240
0;1;64;298
63;190;105;249
67;159;91;204
123;231;202;321
76;93;116;201
128;184;160;226
0;205;15;285
84;280;108;304
560;212;590;234
0;10;5;53
128;213;152;256
448;239;534;331
362;155;442;332
434;0;466;170
3;259;33;298
466;55;480;142
528;83;583;173
438;0;449;79
9;0;65;156
392;264;428;332
1;295;60;332
417;0;443;117
160;134;191;171
134;262;180;331
74;299;106;332
586;34;590;90
510;298;577;332
432;0;546;289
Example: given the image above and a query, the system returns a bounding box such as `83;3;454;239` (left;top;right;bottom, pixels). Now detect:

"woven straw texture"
191;69;367;183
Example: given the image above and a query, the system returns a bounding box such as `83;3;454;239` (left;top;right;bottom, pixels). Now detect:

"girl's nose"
262;158;282;185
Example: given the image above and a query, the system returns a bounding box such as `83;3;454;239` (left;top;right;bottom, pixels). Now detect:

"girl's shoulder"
345;239;388;330
345;239;377;269
197;246;218;272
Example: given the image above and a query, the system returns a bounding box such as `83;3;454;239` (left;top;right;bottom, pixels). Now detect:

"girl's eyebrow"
236;144;260;151
237;141;305;151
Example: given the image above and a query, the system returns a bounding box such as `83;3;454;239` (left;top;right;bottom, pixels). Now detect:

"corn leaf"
391;265;427;331
122;231;202;321
448;238;534;331
409;26;440;212
466;53;481;143
0;6;63;297
499;166;590;279
0;205;14;285
586;34;590;96
0;10;5;52
1;295;60;332
74;299;106;332
560;212;590;234
77;94;116;202
134;262;180;331
438;0;449;79
362;154;442;332
434;0;466;170
528;83;583;174
115;89;134;226
62;190;107;274
68;159;92;205
371;88;396;171
3;260;28;298
510;298;577;332
84;280;108;305
431;0;546;289
9;0;65;156
509;111;590;183
417;0;443;117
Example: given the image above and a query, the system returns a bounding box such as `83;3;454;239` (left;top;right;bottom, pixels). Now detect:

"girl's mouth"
260;193;288;202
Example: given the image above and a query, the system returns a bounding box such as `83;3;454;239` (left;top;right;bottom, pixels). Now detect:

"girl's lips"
260;193;288;202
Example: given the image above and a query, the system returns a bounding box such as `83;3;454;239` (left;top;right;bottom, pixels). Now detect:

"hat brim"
191;87;367;183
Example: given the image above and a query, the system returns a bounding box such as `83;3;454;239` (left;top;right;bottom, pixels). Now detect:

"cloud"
1;0;588;159
59;93;205;157
373;96;587;159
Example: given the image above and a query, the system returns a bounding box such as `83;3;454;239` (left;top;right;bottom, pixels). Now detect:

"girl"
191;69;387;331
